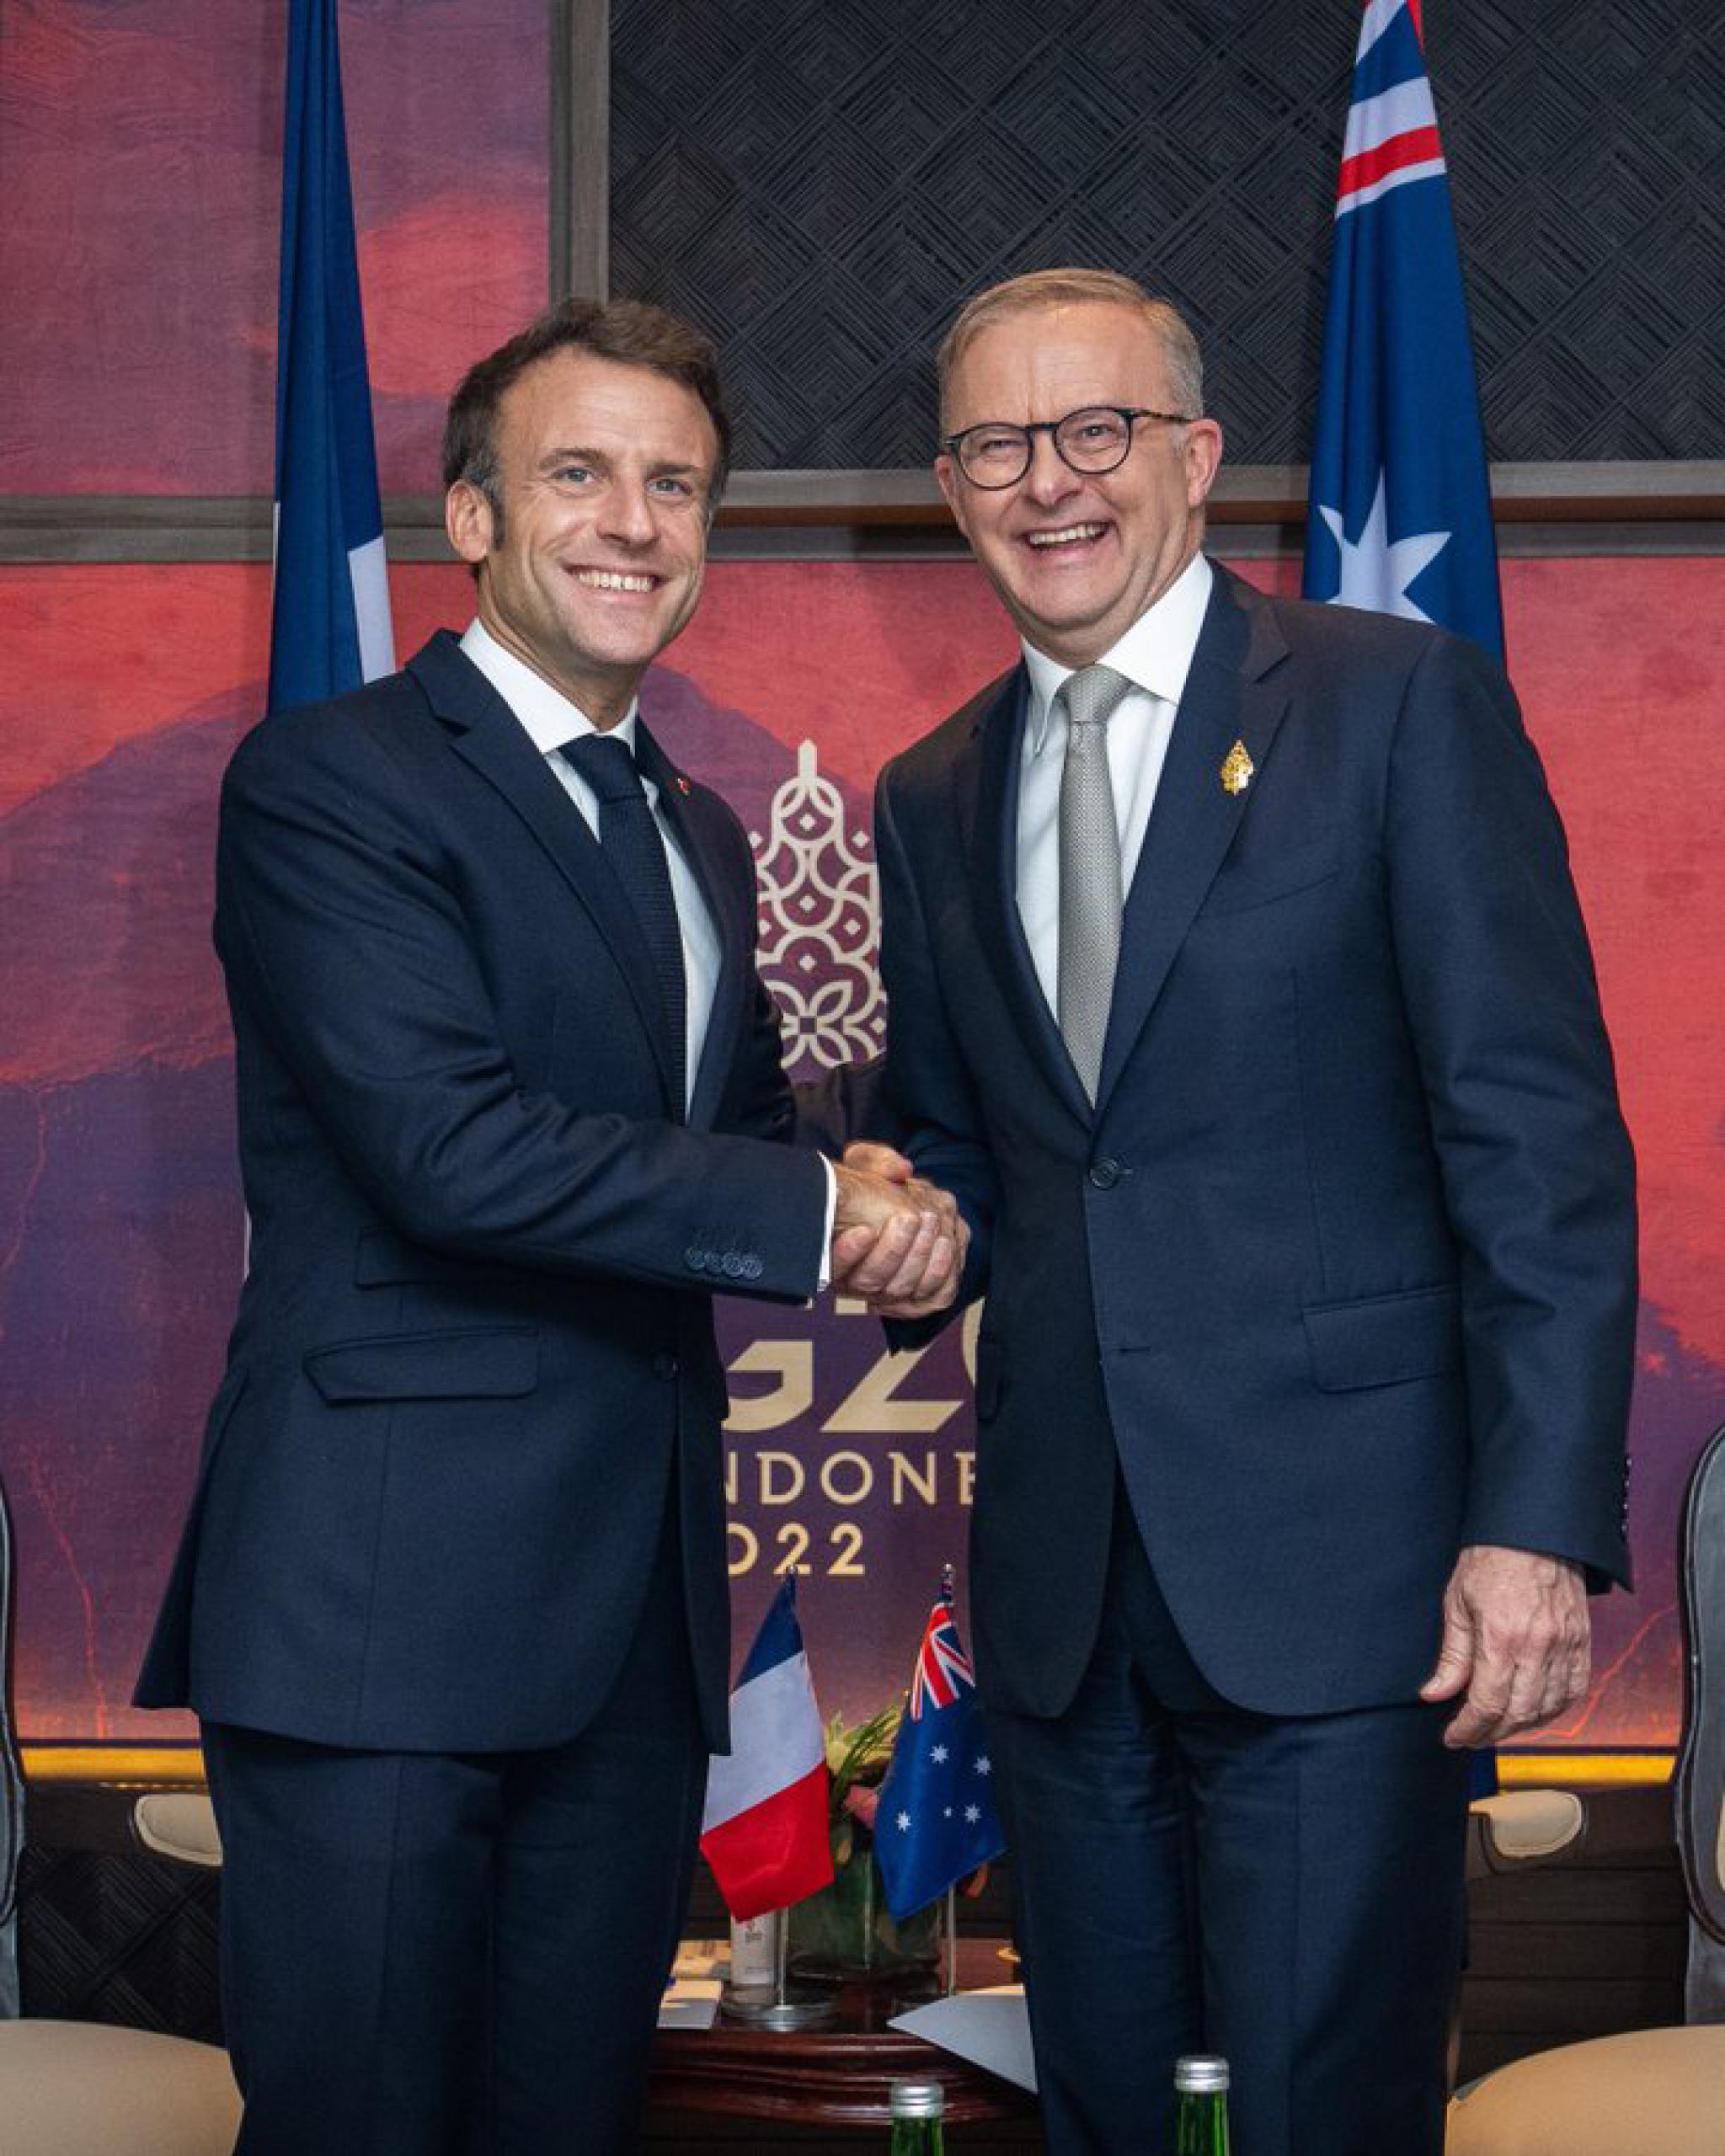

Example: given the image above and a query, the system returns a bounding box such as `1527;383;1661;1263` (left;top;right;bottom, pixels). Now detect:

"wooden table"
647;1936;1041;2147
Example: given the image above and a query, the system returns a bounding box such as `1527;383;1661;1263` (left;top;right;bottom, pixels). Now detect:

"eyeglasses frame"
939;405;1199;490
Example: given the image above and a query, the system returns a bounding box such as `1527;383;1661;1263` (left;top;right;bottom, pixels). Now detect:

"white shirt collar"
1022;552;1214;753
459;617;641;757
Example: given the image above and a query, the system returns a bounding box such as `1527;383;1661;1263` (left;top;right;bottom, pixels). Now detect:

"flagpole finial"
940;1561;955;1602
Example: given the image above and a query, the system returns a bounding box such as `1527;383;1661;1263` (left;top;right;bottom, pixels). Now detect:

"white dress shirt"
1016;552;1214;1017
460;619;720;1112
459;621;838;1274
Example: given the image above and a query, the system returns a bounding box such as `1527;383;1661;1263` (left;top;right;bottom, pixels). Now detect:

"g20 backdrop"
7;552;1723;1750
3;0;1723;1748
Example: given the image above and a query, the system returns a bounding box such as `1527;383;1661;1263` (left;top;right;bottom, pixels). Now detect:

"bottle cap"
889;2077;946;2118
1174;2054;1231;2094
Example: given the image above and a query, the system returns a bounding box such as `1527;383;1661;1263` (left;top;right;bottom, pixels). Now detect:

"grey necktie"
1055;664;1132;1102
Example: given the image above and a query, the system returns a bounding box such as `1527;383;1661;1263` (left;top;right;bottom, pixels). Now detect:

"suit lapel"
633;718;745;1132
1095;568;1290;1112
964;666;1095;1125
408;633;683;1114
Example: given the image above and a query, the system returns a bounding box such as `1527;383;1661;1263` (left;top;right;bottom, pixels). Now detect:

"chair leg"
1686;1922;1725;2023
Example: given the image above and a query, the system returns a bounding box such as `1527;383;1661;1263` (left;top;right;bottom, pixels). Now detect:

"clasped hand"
828;1141;967;1319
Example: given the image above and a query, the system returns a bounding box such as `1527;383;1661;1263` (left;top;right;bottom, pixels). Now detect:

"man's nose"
599;478;659;545
1022;431;1081;506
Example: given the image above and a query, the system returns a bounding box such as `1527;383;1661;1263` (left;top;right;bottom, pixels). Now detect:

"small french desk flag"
699;1581;833;1923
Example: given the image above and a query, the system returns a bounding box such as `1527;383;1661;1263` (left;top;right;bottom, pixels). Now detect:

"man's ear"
446;480;494;566
934;453;972;545
1183;419;1224;511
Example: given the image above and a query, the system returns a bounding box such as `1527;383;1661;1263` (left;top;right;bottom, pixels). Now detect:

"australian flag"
874;1583;1006;1924
1303;0;1503;662
1307;3;1503;1800
269;0;394;714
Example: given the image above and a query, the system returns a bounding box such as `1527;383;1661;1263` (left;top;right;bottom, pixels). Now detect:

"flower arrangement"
788;1700;991;1981
822;1703;900;1868
788;1700;937;1980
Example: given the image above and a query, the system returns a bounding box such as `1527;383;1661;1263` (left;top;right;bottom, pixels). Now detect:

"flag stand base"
718;1983;836;2031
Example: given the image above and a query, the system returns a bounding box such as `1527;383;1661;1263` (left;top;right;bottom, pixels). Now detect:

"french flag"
269;0;395;715
699;1582;833;1922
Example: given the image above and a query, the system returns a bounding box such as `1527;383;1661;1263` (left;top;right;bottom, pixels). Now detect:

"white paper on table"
658;1977;723;2030
889;1984;1038;2093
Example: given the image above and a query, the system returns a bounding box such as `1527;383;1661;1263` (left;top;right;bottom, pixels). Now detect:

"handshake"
829;1141;968;1320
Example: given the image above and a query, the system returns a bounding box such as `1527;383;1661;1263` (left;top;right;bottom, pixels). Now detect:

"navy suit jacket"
876;566;1637;1722
136;632;829;1753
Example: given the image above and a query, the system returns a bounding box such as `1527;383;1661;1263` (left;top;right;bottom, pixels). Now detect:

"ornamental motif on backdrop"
751;741;885;1070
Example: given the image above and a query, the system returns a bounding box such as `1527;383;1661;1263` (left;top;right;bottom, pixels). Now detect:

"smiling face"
936;301;1223;667
445;346;719;726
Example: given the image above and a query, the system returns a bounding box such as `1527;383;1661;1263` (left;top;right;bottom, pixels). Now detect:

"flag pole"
944;1885;958;1996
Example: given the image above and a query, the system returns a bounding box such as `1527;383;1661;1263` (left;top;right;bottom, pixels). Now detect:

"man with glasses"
857;268;1635;2154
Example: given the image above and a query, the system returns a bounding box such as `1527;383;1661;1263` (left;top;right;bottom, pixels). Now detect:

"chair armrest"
131;1792;223;1869
1466;1788;1586;1876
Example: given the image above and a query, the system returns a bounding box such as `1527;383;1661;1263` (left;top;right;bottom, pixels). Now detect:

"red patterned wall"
3;554;1721;1746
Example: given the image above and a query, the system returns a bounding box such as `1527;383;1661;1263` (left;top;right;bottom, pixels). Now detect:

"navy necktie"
562;734;687;1108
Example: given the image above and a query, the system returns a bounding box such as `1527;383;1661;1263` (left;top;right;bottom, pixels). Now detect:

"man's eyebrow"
533;447;707;480
536;444;609;470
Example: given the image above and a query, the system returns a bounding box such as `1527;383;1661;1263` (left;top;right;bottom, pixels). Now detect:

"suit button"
721;1253;745;1278
741;1257;763;1281
1088;1159;1121;1189
684;1246;705;1271
653;1353;679;1380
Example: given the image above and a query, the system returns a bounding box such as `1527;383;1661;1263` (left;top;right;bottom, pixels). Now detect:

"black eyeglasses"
941;404;1197;489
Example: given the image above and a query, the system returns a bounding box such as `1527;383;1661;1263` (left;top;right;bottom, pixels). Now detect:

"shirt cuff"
815;1155;837;1292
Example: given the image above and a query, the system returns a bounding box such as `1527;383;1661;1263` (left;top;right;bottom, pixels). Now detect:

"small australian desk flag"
874;1579;1005;1924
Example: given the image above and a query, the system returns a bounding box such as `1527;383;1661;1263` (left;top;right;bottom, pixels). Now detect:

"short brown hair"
937;269;1204;430
441;296;733;534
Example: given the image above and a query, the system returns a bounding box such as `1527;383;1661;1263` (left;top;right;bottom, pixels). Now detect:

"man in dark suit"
858;269;1637;2154
136;298;959;2153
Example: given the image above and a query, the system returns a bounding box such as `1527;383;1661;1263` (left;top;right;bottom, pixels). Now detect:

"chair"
1445;1421;1725;2153
2;1466;25;2019
0;1474;241;2155
1676;1417;1725;2024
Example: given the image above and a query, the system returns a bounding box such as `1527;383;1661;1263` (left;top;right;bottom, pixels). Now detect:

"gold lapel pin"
1220;739;1255;796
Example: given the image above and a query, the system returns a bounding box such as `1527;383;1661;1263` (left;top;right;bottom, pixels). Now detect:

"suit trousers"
201;1498;705;2156
989;1483;1470;2156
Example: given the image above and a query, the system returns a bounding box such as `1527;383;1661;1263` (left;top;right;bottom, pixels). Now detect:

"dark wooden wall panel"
1458;1783;1689;2085
19;1778;1693;2114
611;0;1725;471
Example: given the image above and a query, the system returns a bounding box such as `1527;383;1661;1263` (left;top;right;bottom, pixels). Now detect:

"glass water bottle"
888;2074;946;2154
1174;2053;1231;2155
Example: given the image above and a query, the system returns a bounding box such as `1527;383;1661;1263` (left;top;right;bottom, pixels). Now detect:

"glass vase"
787;1847;942;1983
